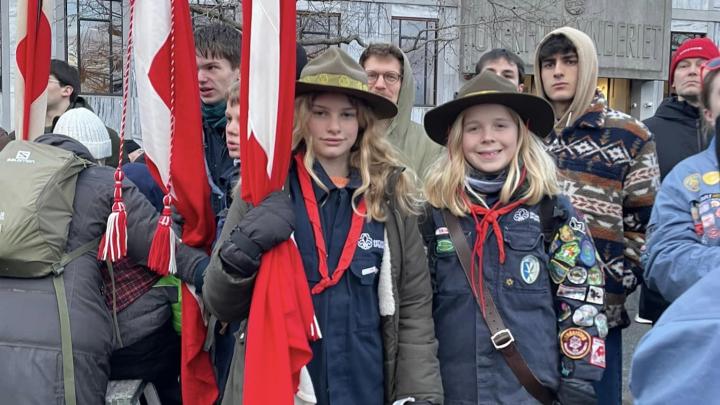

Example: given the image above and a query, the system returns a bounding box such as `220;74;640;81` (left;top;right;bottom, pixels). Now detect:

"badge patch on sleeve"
436;238;455;254
567;267;588;285
595;314;608;338
587;266;604;286
586;286;604;305
572;304;598;327
558;301;572;322
520;255;540;284
560;328;592;359
590;337;606;368
684;173;701;192
557;285;587;301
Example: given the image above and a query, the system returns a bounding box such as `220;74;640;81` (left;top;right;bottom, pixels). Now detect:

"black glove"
555;378;597;405
219;191;294;277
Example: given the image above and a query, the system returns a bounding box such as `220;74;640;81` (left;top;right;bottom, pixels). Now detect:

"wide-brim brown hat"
424;70;555;145
296;47;398;120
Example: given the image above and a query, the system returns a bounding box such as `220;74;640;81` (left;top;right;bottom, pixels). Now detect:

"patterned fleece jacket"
545;92;660;329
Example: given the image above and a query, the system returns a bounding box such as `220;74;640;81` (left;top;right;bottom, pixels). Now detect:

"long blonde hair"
292;93;420;221
424;106;559;216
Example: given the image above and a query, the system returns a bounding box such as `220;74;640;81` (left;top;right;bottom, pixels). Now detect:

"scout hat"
296;47;398;119
424;70;554;145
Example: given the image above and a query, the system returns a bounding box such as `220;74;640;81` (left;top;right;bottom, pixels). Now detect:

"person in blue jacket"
421;71;607;404
644;59;720;303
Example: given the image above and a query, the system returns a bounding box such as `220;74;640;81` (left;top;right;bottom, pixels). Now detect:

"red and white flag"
15;0;53;141
240;1;317;404
133;0;217;403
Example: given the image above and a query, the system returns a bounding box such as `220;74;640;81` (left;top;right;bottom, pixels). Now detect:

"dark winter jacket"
0;134;207;404
644;96;712;180
203;164;443;405
203;113;235;215
422;196;605;404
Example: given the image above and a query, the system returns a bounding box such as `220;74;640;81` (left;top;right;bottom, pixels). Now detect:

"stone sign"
460;0;672;80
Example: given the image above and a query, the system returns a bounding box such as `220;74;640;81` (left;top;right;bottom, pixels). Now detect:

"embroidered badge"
555;241;580;266
569;217;586;234
587;266;604;286
558;301;572;322
436;238;455;254
586;286;604;305
567;267;588;285
595;314;609;338
358;233;373;250
550;259;570;284
703;171;720;186
572;304;598;327
560;328;592;359
435;227;449;236
684;173;701;192
579;239;596;267
559;225;576;242
513;208;530;222
557;284;587;301
361;266;379;276
590;338;606;368
520;255;540;284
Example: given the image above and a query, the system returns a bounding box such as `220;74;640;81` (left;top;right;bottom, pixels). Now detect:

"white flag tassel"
98;169;128;261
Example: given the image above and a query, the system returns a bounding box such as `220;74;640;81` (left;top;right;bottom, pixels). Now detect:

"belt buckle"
491;329;514;350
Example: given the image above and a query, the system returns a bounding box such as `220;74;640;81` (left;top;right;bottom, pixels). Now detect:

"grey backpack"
0;140;94;405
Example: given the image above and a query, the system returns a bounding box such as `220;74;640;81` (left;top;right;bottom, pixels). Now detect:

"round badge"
559;225;575;242
572;304;599;327
704;171;720;186
684;174;701;192
595;314;609;338
587;266;604;286
558;301;572;322
549;259;569;284
520;255;540;284
567;267;588;285
579;239;596;266
560;328;592;359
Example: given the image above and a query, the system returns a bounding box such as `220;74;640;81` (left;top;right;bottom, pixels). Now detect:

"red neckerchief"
294;153;367;295
464;168;528;317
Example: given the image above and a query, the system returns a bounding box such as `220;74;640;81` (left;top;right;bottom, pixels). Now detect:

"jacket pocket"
501;229;549;294
349;260;381;330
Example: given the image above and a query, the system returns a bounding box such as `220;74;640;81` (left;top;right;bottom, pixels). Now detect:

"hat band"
299;73;368;91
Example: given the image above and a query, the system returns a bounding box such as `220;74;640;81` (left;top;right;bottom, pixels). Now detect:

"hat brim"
423;93;555;145
295;82;398;120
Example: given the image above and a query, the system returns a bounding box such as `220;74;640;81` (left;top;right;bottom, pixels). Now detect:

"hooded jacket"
534;27;660;329
0;135;207;404
385;49;444;180
644;96;712;180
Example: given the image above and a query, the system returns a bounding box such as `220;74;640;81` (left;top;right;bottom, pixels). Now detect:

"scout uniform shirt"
289;161;385;405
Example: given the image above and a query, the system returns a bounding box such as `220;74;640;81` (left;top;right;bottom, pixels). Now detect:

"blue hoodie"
630;270;720;403
644;137;720;302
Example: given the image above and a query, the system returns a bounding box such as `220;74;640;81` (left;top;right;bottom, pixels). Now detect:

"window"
65;0;123;95
297;11;341;58
393;17;438;106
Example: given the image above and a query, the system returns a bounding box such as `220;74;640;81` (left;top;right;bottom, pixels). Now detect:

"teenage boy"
475;48;525;91
533;27;660;405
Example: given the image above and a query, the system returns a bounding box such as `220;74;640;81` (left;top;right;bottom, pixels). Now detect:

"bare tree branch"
189;3;242;31
299;34;367;48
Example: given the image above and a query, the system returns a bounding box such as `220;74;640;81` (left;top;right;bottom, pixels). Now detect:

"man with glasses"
359;43;443;179
639;37;719;324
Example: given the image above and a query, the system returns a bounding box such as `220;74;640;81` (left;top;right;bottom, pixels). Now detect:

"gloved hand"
555;378;597;405
219;191;294;277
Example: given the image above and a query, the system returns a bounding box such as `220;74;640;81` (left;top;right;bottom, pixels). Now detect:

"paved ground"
621;289;652;404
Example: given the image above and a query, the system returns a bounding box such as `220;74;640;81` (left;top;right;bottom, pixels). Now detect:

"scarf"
465;167;508;196
202;101;227;129
464;168;527;316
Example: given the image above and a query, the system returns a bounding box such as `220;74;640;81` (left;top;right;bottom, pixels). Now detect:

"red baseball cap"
670;37;719;85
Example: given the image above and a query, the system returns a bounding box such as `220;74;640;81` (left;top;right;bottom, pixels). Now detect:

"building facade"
0;0;719;134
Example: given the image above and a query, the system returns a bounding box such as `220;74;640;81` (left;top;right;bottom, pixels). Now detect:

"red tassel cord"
98;169;128;261
148;194;178;276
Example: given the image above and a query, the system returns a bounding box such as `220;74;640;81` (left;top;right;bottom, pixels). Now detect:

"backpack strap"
50;237;101;405
442;209;557;405
539;195;567;249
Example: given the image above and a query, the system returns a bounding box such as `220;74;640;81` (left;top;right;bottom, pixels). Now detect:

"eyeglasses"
366;71;402;85
700;57;720;84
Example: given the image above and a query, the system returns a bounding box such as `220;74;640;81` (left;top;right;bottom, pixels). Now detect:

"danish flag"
15;0;52;141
